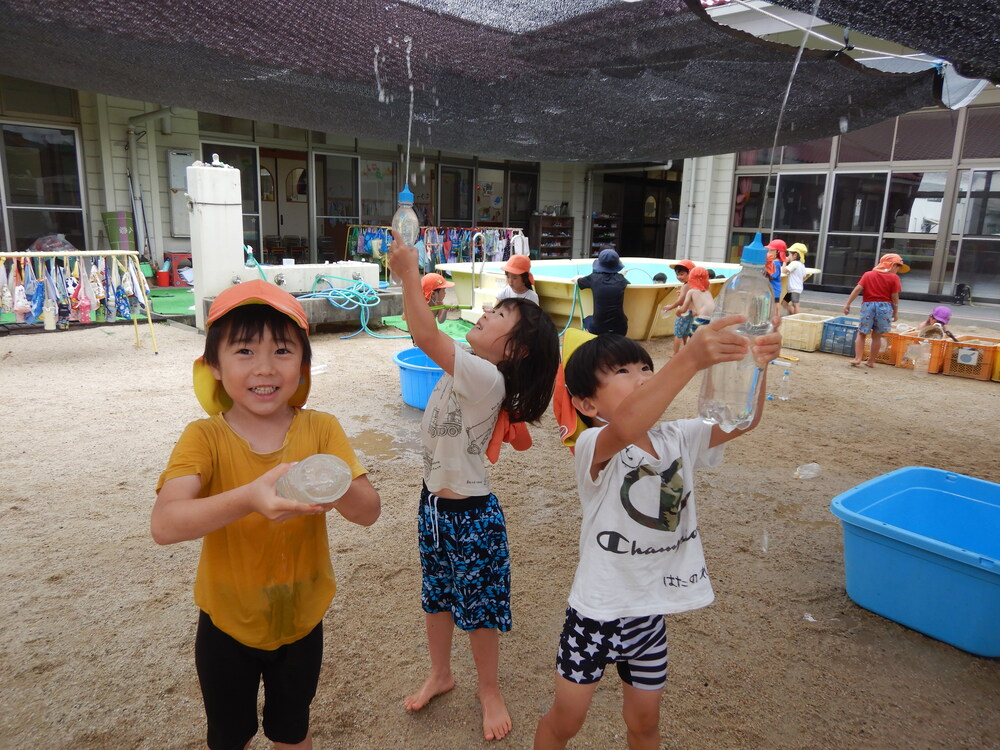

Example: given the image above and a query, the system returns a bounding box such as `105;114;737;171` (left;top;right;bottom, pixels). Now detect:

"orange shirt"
157;409;366;650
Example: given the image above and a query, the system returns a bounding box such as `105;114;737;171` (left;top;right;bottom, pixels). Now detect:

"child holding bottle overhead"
660;259;695;355
538;318;782;750
675;266;715;339
388;230;560;742
496;254;540;305
151;280;381;750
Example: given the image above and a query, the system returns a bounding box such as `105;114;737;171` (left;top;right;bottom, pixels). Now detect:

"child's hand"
388;230;420;282
684;314;750;369
248;464;327;522
752;316;783;368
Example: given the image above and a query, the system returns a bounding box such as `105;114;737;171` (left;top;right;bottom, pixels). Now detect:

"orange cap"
502;254;534;284
193;280;311;414
873;253;910;273
669;259;695;272
421;272;455;301
687;266;710;291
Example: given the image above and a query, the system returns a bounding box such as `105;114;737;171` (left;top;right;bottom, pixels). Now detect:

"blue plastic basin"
831;467;1000;657
393;347;444;410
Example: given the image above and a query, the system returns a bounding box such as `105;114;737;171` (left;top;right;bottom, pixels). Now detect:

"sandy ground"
2;312;999;750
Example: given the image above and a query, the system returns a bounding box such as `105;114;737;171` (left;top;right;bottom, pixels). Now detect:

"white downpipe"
684;157;698;256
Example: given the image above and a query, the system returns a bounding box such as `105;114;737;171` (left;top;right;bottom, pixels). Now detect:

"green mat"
381;315;473;341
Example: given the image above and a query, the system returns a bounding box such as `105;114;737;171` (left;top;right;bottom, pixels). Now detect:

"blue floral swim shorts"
859;301;893;334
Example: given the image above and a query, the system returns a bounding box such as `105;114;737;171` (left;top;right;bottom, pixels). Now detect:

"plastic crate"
942;336;1000;381
862;327;913;365
896;332;950;373
819;316;860;356
994;347;1000;382
780;313;833;351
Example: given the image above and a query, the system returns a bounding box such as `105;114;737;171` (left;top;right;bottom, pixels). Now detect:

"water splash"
374;45;386;103
404;35;414;186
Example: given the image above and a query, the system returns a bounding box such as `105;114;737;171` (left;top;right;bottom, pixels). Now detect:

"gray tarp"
0;0;942;162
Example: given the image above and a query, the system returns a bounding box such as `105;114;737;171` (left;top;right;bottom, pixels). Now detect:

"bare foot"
480;687;512;741
865;362;875;368
849;360;862;367
403;673;455;712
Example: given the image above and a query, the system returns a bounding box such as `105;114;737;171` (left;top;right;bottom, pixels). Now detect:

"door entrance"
260;149;310;263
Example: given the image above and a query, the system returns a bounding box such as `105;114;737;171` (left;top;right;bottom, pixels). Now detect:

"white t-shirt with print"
496;285;540;305
568;419;723;621
784;260;807;293
421;342;505;497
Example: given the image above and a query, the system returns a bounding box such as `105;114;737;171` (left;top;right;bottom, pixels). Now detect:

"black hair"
203;304;312;368
494;298;559;423
652;272;668;283
707;269;717;279
513;271;534;291
564;334;653;426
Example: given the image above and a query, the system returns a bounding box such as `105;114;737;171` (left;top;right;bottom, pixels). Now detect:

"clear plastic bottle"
911;341;931;378
778;369;791;400
390;184;420;284
43;297;56;331
697;233;774;432
276;454;353;504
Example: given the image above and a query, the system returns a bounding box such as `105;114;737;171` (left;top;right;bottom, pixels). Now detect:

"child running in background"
388;230;560;742
538;317;782;750
151;280;381;750
843;252;909;368
781;243;808;316
659;259;694;355
496;254;540;305
675;266;715;341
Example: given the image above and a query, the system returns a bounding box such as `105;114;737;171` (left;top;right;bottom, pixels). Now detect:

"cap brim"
207;280;309;331
897;263;911;273
193;357;311;415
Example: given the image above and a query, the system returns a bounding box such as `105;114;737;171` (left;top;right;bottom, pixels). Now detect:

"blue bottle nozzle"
398;184;414;204
741;232;767;265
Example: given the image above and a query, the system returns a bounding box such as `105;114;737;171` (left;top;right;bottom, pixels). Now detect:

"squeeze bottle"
276;454;353;504
390;185;420;284
697;233;773;432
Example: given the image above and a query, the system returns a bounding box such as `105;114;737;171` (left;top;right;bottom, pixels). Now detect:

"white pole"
187;157;245;330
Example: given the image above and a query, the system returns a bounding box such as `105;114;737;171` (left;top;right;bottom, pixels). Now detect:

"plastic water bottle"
698;233;773;432
911;341;931;378
778;369;791;401
390;184;420;284
276;454;353;504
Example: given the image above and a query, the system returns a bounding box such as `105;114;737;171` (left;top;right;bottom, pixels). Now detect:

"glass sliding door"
314;153;358;262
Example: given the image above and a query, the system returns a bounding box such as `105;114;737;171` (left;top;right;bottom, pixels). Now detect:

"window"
837;119;894;163
821;234;880;288
884;172;947;234
508;172;537;228
962;107;1000;159
2;124;85;252
829;173;886;233
440;165;472;225
476;167;505;225
360;159;395;225
732;176;775;230
963;170;1000;236
314;153;359;261
0;76;76;119
774;174;825;231
949;238;1000;302
894;110;957;161
737;148;776;167
782;137;832;165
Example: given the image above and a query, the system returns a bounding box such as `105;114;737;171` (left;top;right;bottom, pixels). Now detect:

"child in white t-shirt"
780;243;808;315
496;254;540;305
538;317;782;750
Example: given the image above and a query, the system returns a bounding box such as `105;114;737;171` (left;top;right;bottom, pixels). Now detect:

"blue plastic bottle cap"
741;232;767;265
398;184;414;203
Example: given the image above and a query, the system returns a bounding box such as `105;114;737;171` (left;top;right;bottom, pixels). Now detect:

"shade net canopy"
768;0;1000;84
0;0;941;163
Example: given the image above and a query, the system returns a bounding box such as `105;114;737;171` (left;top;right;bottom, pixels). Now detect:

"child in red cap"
843;253;910;367
421;272;455;323
152;280;381;750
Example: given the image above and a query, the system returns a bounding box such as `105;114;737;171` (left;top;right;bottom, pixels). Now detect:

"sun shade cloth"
767;0;1000;84
0;0;940;162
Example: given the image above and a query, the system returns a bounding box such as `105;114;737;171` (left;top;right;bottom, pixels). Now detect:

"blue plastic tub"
830;467;1000;657
393;347;444;410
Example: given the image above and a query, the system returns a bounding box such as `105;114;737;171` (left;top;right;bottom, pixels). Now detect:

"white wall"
677;153;737;264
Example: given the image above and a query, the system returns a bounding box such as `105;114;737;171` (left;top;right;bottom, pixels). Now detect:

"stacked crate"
819;317;860;356
942;336;1000;381
781;313;834;352
896;332;950;374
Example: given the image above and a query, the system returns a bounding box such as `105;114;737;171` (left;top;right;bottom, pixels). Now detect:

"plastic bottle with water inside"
390;184;420;284
908;340;931;378
778;369;791;400
276;454;353;504
697;233;774;432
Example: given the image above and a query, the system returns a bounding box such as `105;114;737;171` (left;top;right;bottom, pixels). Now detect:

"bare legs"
404;612;510;741
850;331;881;367
534;675;661;750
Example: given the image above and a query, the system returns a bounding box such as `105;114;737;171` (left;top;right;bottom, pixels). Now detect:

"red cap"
421;272;455;301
